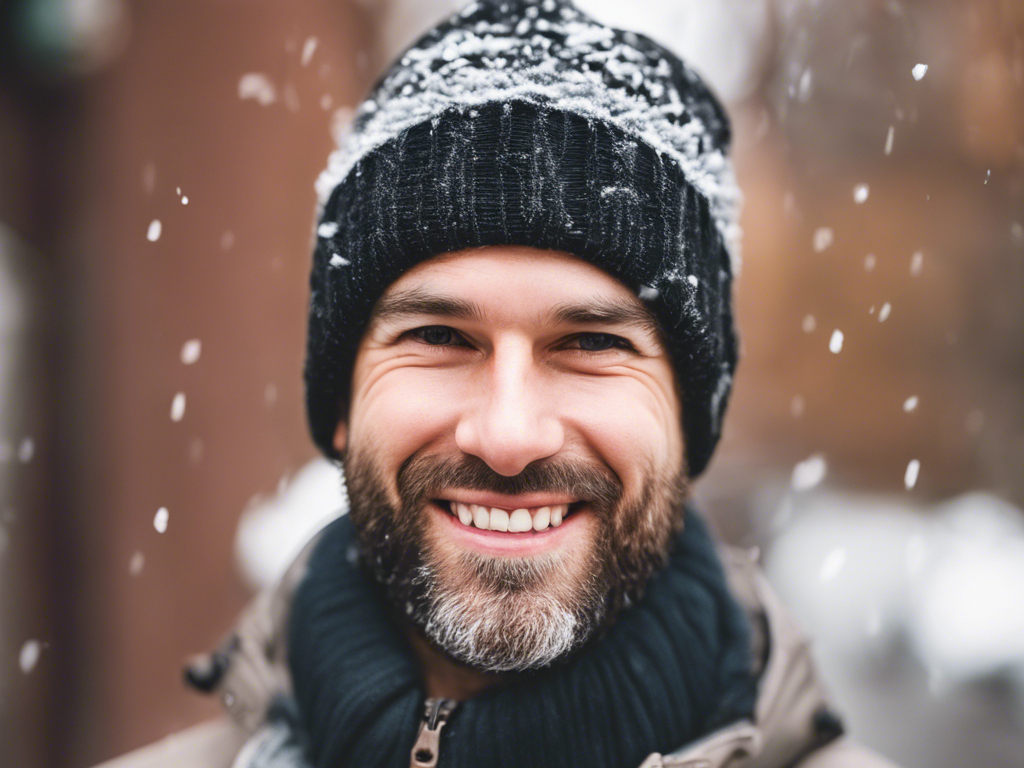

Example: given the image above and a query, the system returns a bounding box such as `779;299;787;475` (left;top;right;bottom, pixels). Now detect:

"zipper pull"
410;697;457;768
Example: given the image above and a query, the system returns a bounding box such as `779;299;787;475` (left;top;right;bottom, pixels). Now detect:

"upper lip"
438;491;578;510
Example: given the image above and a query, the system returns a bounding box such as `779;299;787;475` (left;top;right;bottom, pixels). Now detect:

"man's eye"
571;333;631;352
411;326;464;346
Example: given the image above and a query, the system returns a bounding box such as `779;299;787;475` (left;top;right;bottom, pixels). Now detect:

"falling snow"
829;329;844;354
864;254;876;271
329;254;350;267
792;454;827;491
819;548;847;582
170;392;186;422
154;507;169;533
853;184;870;204
181;196;189;205
238;73;277;106
147;220;162;242
302;36;319;66
910;251;924;276
813;227;834;252
885;125;895;155
221;231;235;250
912;63;929;81
798;68;813;103
19;640;41;673
878;302;891;322
18;438;34;463
129;551;145;575
903;395;919;412
905;459;921;490
180;339;202;365
317;222;339;238
802;315;816;333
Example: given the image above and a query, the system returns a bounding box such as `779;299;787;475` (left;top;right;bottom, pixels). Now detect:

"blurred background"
0;0;1021;766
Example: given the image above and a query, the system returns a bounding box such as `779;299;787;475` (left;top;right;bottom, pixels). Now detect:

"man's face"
336;246;687;672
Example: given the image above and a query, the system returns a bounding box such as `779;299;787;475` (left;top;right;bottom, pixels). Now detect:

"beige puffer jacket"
93;537;902;768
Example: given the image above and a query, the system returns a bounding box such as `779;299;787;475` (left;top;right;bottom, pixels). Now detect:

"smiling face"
336;246;687;672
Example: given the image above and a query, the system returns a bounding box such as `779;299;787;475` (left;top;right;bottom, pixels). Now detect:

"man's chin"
415;510;608;672
418;576;600;673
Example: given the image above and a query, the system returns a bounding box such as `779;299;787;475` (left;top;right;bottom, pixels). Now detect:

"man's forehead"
368;247;662;337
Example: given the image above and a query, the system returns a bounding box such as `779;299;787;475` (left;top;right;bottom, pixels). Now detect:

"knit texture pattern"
306;0;739;476
287;510;756;768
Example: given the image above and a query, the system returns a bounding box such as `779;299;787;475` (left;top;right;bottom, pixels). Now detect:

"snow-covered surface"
234;459;348;590
316;0;744;272
764;490;1024;684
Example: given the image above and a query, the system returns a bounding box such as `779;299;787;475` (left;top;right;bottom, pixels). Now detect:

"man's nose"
454;338;564;477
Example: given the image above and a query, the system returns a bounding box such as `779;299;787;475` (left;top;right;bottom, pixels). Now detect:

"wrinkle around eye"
355;350;466;402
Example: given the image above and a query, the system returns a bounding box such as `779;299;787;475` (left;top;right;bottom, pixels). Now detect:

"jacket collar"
187;528;841;768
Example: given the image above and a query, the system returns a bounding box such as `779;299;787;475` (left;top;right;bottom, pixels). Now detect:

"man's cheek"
353;376;464;458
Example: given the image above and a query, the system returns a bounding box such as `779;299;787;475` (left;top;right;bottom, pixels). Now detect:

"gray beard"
343;450;685;673
413;549;606;672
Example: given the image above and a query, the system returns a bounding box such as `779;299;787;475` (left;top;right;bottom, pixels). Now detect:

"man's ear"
332;421;348;455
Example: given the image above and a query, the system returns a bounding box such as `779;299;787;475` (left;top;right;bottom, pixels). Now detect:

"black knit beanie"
306;0;740;477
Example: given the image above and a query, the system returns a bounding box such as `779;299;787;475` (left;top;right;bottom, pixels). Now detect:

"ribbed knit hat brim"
306;99;736;476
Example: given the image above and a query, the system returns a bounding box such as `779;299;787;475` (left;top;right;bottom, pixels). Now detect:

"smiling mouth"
435;500;584;532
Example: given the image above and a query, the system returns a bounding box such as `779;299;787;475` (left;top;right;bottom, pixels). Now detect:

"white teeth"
489;507;510;532
533;507;550;531
509;508;532;532
450;501;575;532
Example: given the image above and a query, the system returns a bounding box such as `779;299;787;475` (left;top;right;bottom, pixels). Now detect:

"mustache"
396;452;623;513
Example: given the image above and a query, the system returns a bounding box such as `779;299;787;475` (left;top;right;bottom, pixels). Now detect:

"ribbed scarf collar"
288;509;756;768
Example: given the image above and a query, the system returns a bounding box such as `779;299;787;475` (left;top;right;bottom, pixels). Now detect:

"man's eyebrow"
369;289;485;324
549;298;662;337
370;289;661;338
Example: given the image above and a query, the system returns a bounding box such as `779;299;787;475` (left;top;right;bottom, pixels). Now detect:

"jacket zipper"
409;697;458;768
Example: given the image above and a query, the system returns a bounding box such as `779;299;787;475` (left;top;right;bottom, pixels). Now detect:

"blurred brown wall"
62;1;370;764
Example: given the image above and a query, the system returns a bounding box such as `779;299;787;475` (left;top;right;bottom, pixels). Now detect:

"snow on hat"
306;0;740;477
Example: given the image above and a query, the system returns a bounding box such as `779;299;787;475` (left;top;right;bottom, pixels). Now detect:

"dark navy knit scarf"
288;509;755;768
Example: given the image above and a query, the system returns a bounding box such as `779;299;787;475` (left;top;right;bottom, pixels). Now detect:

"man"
98;1;901;766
